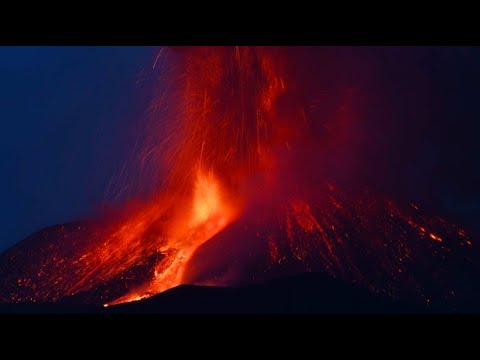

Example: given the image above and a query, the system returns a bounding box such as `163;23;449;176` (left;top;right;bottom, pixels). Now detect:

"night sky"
1;46;480;252
0;46;156;251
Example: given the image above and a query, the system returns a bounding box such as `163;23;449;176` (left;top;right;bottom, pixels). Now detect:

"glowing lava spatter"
106;168;237;306
0;46;477;311
105;47;286;305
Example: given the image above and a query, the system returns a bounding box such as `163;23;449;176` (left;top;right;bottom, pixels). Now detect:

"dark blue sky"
0;46;156;250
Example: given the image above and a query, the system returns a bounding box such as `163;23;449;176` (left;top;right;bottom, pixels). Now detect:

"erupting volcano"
1;46;478;312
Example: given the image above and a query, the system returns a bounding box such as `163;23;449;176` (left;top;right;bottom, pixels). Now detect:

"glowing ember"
429;233;443;242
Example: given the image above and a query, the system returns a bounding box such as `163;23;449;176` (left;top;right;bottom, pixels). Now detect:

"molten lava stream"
106;168;237;306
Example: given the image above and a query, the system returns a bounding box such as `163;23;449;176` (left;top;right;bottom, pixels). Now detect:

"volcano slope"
1;194;478;315
0;272;424;314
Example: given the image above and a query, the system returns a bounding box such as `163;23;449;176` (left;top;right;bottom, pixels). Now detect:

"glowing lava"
107;168;237;306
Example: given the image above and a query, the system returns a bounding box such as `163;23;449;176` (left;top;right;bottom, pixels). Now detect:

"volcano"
0;46;478;313
1;184;477;312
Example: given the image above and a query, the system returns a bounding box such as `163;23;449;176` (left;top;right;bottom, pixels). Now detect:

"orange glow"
429;233;443;242
190;169;226;229
106;168;237;306
53;46;283;307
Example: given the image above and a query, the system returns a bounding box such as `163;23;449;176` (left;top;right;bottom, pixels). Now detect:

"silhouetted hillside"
0;272;425;314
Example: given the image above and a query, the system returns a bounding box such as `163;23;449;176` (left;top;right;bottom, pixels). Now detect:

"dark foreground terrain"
0;272;426;314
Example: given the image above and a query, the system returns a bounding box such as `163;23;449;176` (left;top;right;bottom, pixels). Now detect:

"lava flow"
105;168;237;306
0;46;478;311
